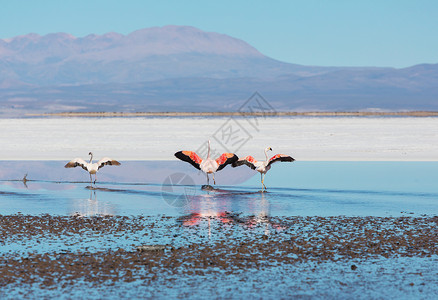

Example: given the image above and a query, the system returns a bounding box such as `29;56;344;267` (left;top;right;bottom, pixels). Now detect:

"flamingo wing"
232;155;257;170
97;157;121;169
215;153;239;171
267;154;295;166
175;151;203;170
64;158;88;171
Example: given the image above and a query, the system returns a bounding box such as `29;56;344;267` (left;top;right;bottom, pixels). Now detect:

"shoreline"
1;214;437;298
27;111;438;117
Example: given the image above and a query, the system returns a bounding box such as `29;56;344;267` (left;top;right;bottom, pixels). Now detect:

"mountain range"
0;25;437;115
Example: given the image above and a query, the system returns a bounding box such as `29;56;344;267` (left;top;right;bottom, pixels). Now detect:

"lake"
0;161;437;217
1;117;437;299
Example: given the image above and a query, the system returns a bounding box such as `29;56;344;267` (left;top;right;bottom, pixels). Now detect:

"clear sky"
1;0;437;68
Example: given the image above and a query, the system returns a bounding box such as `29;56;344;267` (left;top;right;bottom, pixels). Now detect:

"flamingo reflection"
70;189;115;217
178;192;284;236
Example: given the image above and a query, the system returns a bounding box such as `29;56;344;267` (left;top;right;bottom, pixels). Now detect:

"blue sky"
1;0;437;68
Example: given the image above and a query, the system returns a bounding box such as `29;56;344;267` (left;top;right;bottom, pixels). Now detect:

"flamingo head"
265;147;272;152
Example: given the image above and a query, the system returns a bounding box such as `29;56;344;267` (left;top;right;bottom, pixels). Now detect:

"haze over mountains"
0;25;437;115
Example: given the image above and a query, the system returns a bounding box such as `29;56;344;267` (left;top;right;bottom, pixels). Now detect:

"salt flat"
1;116;437;160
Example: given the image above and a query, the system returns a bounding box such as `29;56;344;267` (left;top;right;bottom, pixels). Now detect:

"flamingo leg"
206;173;209;185
94;173;97;185
261;173;267;191
89;173;93;186
260;173;263;191
213;173;216;185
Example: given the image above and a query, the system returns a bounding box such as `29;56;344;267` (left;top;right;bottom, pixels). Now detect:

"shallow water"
1;160;437;298
0;161;437;217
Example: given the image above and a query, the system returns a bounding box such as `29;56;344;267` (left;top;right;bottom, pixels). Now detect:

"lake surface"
1;161;437;299
1;161;437;217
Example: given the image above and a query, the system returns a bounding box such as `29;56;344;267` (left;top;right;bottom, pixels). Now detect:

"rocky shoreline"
1;214;437;293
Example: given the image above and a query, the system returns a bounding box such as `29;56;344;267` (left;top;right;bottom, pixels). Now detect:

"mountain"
0;25;437;115
0;25;335;86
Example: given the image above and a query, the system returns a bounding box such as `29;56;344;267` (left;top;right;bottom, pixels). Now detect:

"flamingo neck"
207;140;211;159
89;154;93;163
264;149;269;161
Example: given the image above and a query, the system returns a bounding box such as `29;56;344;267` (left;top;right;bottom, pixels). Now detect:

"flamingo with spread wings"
65;152;121;185
175;140;238;185
233;147;294;191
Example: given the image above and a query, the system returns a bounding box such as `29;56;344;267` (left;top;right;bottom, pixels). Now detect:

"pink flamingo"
175;140;238;185
233;147;294;191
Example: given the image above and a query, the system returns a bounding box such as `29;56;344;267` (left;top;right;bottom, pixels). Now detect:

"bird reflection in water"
178;192;284;237
70;189;115;217
22;173;28;188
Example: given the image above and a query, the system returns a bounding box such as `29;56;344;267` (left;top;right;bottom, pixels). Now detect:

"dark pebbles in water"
0;214;437;289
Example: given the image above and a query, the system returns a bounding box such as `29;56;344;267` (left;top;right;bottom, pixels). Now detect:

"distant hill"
0;25;437;115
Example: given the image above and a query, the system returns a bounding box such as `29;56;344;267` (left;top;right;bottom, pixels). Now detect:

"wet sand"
1;214;437;298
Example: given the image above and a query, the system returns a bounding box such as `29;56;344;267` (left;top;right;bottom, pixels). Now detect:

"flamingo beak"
269;147;272;151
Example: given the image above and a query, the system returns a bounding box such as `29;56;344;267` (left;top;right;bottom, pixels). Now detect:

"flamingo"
64;152;121;185
175;140;238;185
233;147;294;191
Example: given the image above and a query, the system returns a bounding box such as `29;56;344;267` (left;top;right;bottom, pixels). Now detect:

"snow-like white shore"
1;117;437;161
